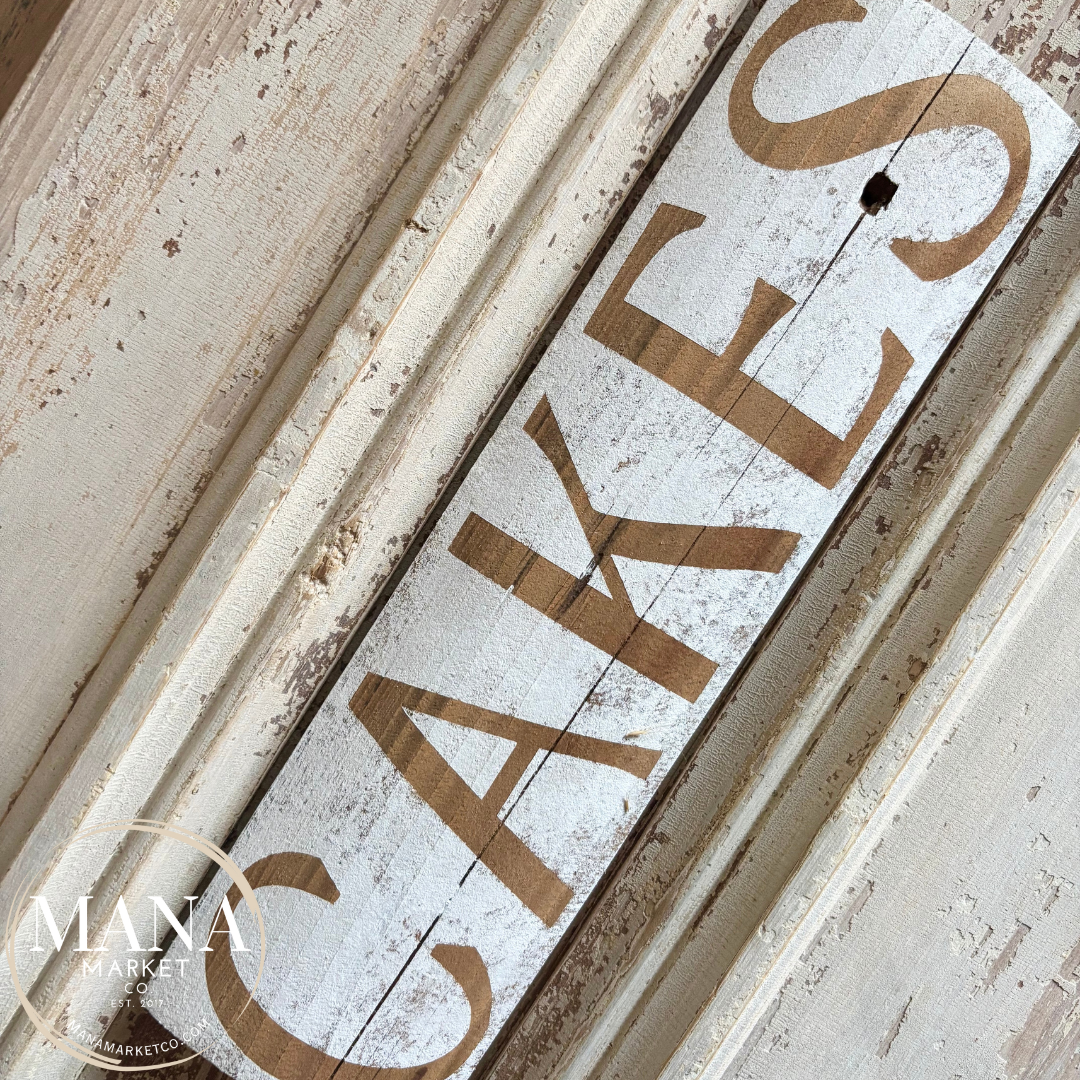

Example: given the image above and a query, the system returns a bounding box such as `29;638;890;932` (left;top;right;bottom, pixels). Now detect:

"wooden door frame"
4;0;1080;1074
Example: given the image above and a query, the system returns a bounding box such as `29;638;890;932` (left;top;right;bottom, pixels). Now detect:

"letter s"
728;0;1031;280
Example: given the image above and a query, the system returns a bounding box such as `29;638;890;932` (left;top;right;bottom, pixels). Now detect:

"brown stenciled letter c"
205;852;492;1080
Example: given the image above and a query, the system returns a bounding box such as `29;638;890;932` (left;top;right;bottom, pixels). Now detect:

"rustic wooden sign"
152;0;1077;1075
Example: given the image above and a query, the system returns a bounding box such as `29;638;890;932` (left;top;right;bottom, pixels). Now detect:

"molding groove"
5;0;1080;1075
0;0;753;1073
481;159;1080;1080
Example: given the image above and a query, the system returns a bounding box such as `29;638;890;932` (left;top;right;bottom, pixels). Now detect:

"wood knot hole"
860;172;898;216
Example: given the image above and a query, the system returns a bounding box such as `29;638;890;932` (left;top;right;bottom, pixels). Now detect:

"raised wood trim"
0;0;755;1074
5;0;1080;1075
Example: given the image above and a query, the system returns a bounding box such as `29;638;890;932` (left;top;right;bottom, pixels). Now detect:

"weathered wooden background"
131;0;1075;1076
0;0;504;845
4;0;1080;1076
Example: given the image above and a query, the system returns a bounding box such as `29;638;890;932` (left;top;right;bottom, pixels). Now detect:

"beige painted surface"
4;0;1080;1075
0;0;753;1073
664;391;1080;1080
139;0;1078;1073
0;0;501;828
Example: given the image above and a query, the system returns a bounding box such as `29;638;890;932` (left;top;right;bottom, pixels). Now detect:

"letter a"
350;673;662;925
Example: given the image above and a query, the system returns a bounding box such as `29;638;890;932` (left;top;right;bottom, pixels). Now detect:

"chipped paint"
0;0;505;850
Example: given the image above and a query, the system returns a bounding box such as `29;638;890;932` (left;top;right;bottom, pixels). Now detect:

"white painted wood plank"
144;1;1077;1076
2;1;763;1073
535;173;1080;1080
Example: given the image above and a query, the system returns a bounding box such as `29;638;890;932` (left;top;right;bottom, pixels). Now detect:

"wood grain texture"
524;172;1080;1080
0;0;755;1075
937;0;1080;117
661;397;1080;1080
480;9;1080;1079
0;0;75;122
0;0;503;835
137;2;1076;1077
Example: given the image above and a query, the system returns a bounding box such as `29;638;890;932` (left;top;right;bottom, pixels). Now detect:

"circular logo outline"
4;818;265;1072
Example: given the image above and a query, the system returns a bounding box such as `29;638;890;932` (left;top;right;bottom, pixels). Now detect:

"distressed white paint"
0;0;505;837
661;394;1080;1080
0;0;758;1075
138;2;1077;1076
481;144;1080;1078
543;199;1080;1080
